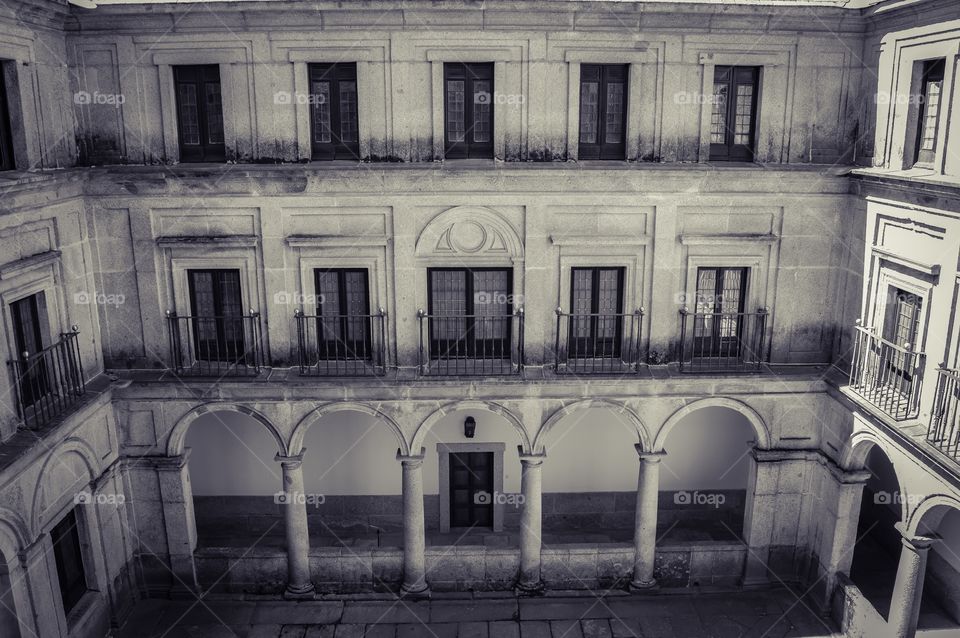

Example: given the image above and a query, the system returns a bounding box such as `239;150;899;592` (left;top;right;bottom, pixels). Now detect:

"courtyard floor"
118;587;841;637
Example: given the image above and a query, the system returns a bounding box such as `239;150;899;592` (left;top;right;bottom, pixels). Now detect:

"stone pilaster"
517;450;546;593
888;524;937;638
631;448;665;590
156;452;199;595
276;450;315;599
15;536;52;638
398;448;429;596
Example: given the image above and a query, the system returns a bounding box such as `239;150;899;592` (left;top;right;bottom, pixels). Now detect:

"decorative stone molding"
0;249;60;281
415;206;524;260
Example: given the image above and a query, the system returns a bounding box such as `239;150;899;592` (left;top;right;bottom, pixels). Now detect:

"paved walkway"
119;588;840;637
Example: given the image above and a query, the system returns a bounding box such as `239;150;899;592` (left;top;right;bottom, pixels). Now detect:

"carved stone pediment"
415;206;523;259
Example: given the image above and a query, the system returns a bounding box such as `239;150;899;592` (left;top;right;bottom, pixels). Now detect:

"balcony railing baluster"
848;323;924;421
7;327;85;430
677;308;768;373
166;311;264;377
554;309;643;375
927;367;960;462
417;309;523;376
294;309;386;377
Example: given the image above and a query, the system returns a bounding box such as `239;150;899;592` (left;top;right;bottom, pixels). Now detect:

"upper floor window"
0;63;15;171
710;66;759;161
52;508;88;615
694;266;747;355
314;268;370;359
427;267;511;356
10;292;50;407
444;63;494;159
187;269;244;361
174;65;225;163
569;267;625;357
914;58;945;166
578;65;627;160
308;63;359;161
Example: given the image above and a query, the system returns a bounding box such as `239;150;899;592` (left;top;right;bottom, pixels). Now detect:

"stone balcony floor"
117;587;840;638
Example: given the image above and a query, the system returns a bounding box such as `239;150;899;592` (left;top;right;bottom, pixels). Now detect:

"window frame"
693;266;749;356
443;63;495;159
426;266;513;357
307;63;360;161
912;58;946;167
568;266;626;357
0;63;15;171
709;66;760;162
51;508;89;617
577;64;628;160
173;64;226;163
312;267;372;360
186;268;245;362
10;292;51;410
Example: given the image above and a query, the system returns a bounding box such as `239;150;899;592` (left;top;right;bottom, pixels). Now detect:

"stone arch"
533;398;651;455
414;206;524;259
166;402;286;457
907;494;960;537
653;397;771;452
412;400;531;455
841;431;911;528
29;437;100;532
289;401;408;456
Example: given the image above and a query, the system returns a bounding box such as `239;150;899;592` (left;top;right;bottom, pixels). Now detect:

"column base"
283;583;316;600
400;582;431;598
515;579;545;596
628;578;659;593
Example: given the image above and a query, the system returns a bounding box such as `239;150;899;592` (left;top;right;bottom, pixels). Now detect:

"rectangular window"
52;509;88;616
174;65;225;162
881;286;923;392
308;63;360;161
0;63;15;171
443;63;494;159
710;66;759;161
569;267;625;357
187;269;245;362
427;268;511;357
914;59;945;166
11;293;50;408
313;268;371;359
578;65;628;160
694;267;747;355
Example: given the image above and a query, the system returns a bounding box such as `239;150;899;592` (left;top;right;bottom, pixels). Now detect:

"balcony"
417;309;524;376
294;309;386;377
166;311;265;377
677;308;769;373
848;324;925;421
7;328;86;429
927;367;960;463
554;309;644;375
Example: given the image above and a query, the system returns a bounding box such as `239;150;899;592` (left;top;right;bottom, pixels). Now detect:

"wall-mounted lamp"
464;416;477;439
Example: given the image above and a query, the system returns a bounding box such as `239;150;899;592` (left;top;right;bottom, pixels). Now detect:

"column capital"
636;446;666;461
275;449;306;468
397;448;426;466
518;449;547;466
895;522;939;550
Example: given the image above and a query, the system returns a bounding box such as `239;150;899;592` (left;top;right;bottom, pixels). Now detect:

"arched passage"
538;403;647;545
911;499;960;631
296;405;405;549
184;410;286;550
848;443;905;620
0;515;28;638
657;403;758;543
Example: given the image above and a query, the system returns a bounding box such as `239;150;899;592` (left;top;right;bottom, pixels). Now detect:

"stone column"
517;450;546;593
813;464;870;613
276;450;315;598
15;536;53;638
631;448;665;590
888;524;937;638
398;448;429;596
741;449;778;587
155;452;199;595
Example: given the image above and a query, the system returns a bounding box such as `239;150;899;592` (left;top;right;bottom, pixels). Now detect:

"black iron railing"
848;323;925;421
678;308;769;373
554;308;644;375
417;309;524;376
7;327;85;429
294;308;386;376
928;367;960;463
166;311;264;377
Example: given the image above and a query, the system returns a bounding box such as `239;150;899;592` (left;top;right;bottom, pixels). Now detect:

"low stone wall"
193;541;748;593
831;574;889;638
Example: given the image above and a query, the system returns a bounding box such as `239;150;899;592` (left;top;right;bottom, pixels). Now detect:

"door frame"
437;442;505;533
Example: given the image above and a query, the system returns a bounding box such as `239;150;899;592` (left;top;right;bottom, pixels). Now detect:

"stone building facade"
0;0;957;637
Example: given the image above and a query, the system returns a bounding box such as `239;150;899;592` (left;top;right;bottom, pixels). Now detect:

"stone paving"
118;588;840;637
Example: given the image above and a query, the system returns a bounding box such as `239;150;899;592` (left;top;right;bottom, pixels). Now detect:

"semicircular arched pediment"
415;206;523;259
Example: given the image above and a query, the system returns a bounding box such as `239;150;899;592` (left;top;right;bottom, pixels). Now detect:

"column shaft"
517;452;545;592
631;449;664;589
276;452;314;598
399;449;428;595
888;529;936;638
